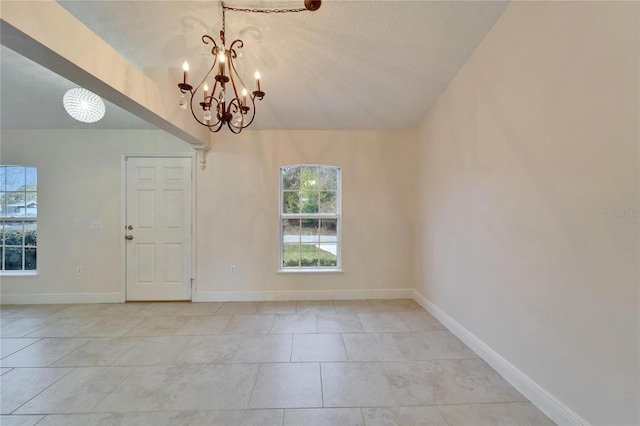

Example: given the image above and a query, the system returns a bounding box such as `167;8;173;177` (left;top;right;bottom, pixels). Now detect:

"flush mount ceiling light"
178;0;321;134
63;88;106;123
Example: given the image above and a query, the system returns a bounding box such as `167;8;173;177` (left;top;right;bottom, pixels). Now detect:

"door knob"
127;225;133;230
125;235;134;240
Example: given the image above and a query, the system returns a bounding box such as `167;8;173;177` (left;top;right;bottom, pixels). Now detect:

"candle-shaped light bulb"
242;88;248;106
182;61;189;84
218;50;226;75
255;71;261;92
203;83;209;102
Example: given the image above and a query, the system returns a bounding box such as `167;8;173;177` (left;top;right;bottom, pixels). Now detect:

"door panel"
126;156;192;301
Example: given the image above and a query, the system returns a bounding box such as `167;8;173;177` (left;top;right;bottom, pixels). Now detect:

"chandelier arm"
228;45;251;100
242;94;258;128
186;60;222;128
202;35;218;51
228;39;243;59
227;98;247;132
227;123;242;134
188;93;222;128
227;58;242;102
188;99;215;127
209;119;225;132
193;34;218;93
227;55;258;129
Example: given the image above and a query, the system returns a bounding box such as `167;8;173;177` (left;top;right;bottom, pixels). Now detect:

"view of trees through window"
1;166;37;271
281;165;340;269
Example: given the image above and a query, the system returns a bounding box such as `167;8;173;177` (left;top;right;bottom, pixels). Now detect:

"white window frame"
279;164;342;273
1;165;38;275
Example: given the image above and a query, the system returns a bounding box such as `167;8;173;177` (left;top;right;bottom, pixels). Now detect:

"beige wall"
413;2;639;425
196;130;417;298
0;129;191;300
1;129;417;301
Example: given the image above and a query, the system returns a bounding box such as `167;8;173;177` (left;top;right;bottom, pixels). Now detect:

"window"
0;166;37;272
280;165;340;270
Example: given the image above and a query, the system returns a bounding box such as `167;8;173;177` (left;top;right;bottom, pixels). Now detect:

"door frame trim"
120;153;197;302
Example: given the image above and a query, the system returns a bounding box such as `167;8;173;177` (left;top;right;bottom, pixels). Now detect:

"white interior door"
125;156;192;301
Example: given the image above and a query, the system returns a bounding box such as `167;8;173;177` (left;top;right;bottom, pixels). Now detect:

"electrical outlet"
230;265;236;274
76;266;84;276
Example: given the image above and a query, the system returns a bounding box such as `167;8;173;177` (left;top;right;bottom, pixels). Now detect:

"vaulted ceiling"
1;1;509;131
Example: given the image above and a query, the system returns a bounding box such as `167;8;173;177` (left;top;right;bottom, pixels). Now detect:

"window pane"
301;219;319;267
4;222;23;246
0;168;5;191
283;219;301;268
301;218;319;237
25;167;37;190
25;192;37;217
0;193;5;218
0;222;3;245
282;191;300;214
25;248;36;270
300;166;318;190
319;191;337;214
5;167;25;191
283;243;300;268
320;219;338;237
5;192;25;217
282;167;301;191
24;221;37;246
5;247;23;270
319;243;337;267
318;167;338;190
300;191;318;214
300;243;320;267
283;219;301;241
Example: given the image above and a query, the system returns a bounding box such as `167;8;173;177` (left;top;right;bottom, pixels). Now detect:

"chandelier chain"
222;6;309;14
221;4;308;38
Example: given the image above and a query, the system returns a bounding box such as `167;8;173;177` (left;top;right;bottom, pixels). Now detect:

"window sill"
278;268;343;274
0;271;38;277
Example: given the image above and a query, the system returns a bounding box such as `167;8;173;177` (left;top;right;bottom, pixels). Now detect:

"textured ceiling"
0;46;155;130
1;1;509;131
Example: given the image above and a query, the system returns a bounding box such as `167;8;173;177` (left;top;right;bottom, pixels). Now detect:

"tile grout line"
319;362;325;408
85;364;139;414
7;365;77;415
246;363;264;410
0;336;43;359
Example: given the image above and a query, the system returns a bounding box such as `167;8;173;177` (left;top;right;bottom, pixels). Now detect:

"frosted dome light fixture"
63;88;105;123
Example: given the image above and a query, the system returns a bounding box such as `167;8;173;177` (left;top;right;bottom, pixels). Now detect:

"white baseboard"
0;293;123;304
412;289;588;426
193;288;414;302
0;288;414;304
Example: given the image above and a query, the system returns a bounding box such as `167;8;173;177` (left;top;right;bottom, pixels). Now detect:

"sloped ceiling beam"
0;0;209;148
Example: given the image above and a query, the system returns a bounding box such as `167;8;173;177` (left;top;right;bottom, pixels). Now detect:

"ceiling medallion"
178;1;321;133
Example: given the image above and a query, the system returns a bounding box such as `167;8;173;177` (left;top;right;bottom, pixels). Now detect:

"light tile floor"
0;300;555;425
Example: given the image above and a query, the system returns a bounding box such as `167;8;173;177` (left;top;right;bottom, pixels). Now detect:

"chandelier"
178;1;321;133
